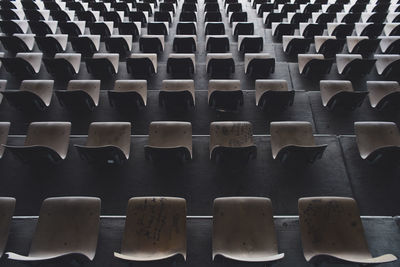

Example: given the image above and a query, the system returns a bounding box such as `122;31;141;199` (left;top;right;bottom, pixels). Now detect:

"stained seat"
114;197;187;262
3;122;71;164
144;121;192;162
209;121;256;162
270;121;328;164
75;122;131;165
213;197;284;263
299;197;398;264
6;197;101;263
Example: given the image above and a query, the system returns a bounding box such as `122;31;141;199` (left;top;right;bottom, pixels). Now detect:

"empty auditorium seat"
0;52;42;78
103;11;125;24
209;121;256;162
176;22;197;34
320;80;368;111
180;11;197;22
139;35;164;53
312;12;335;25
56;80;100;112
126;53;157;77
314;36;345;58
66;2;89;13
43;53;81;79
0;33;34;54
128;11;148;25
230;11;248;24
6;197;101;263
263;12;285;28
355;22;385;38
384;23;400;36
244;53;274;78
50;10;75;22
0;9;24;20
35;34;68;56
299;197;398;264
118;22;141;40
160;2;176;14
71;35;100;57
1;80;53;111
375;54;400;79
206;35;230;52
24;10;49;21
208;79;242;112
166;53;195;78
298;54;333;77
154;11;173;25
114;197;187;262
75;122;131;164
0;197;15;256
367;81;400;110
173;35;197;52
238;35;263;53
282;36;311;57
160;80;195;110
3;122;71;163
0;122;10;159
213;197;284;263
255;79;294;112
346;36;380;57
86;53;119;77
205;11;222;22
327;22;355;39
147;22;169;35
336;54;376;77
270;121;328;164
76;10;100;23
58;21;86;37
205;22;225;36
271;22;296;40
206;53;235;78
380;36;400;53
108;80;147;109
182;2;197;12
88;21;114;41
28;21;57;36
144;121;192;162
205;3;220;12
0;20;28;35
299;22;324;38
233;22;254;38
112;2;132;16
104;35;132;57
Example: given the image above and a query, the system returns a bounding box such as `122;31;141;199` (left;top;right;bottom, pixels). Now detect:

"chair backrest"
213;197;280;260
0;197;15;256
25;122;71;159
120;197;187;260
29;197;101;260
209;121;254;153
86;122;131;158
